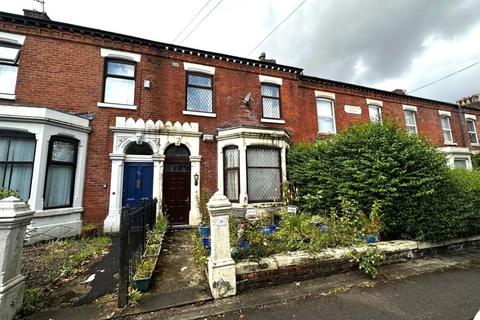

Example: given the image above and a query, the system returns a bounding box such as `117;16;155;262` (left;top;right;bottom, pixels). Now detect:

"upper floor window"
404;110;417;134
261;84;281;119
44;137;78;209
0;42;20;96
440;115;453;143
103;59;136;105
0;131;35;200
316;98;335;134
368;105;382;123
186;72;213;113
466;119;478;145
247;146;281;202
224;147;239;202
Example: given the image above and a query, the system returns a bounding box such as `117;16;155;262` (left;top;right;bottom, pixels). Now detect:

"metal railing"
118;198;158;307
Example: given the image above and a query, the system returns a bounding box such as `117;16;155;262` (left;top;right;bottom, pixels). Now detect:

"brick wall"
1;18;480;224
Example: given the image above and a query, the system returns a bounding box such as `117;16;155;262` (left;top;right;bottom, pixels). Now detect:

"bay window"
247;147;281;202
0;131;35;200
0;42;20;96
44;137;78;209
223;147;239;202
103;59;136;105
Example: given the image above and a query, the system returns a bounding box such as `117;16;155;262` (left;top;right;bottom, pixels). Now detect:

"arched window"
164;145;190;173
0;131;35;200
223;146;239;202
125;142;153;155
44;136;78;208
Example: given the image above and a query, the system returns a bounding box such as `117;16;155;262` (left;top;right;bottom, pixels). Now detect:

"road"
210;265;480;320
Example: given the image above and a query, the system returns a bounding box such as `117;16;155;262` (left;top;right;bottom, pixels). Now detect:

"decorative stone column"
207;192;236;299
189;155;202;225
238;144;248;205
0;197;34;320
152;154;164;215
104;153;125;233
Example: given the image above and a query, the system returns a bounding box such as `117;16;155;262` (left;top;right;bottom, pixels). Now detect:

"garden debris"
80;274;96;284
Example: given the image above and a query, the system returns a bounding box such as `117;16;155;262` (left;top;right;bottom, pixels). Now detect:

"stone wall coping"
235;236;480;275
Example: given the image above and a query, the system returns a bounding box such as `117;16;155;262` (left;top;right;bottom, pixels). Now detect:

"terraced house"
0;10;479;243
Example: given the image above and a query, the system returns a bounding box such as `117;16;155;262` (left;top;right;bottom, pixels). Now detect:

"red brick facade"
1;12;479;226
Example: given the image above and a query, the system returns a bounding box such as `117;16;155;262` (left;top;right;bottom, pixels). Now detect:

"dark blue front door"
122;162;153;208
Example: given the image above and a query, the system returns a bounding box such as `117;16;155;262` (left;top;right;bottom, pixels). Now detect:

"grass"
18;235;112;318
58;236;111;277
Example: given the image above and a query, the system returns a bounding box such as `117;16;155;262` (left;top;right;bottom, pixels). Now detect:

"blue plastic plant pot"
268;224;277;233
202;237;211;248
258;226;270;234
239;240;250;248
198;225;211;238
366;234;379;244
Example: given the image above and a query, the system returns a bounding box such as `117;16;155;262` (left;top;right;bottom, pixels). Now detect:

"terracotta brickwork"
1;13;479;224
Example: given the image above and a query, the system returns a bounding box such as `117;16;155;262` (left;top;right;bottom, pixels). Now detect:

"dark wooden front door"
163;145;191;225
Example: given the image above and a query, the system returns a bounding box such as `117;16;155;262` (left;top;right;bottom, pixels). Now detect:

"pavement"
127;247;480;320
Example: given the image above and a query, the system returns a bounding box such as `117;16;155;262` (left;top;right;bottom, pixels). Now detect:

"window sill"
0;93;16;100
471;143;480;147
444;142;457;146
318;131;336;135
261;118;285;124
97;102;137;110
183;110;216;118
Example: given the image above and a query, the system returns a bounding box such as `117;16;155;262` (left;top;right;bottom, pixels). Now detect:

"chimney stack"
23;9;50;20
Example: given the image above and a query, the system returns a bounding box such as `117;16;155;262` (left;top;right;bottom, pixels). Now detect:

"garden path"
128;228;213;313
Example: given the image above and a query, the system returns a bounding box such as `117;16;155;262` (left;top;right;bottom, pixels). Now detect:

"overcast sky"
3;0;480;103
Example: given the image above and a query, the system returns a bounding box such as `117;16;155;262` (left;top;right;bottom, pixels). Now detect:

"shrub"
347;248;384;279
288;121;453;240
0;188;19;200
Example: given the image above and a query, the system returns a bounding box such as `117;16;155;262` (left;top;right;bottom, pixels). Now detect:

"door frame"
104;118;202;233
162;144;192;225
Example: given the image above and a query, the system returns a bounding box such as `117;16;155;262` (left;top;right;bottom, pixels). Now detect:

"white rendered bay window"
223;147;239;202
247;147;281;202
0;131;35;200
44;137;78;209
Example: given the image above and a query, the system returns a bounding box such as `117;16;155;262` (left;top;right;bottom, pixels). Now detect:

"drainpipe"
456;104;468;148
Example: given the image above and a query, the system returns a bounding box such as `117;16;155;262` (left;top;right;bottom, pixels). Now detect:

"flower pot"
365;234;379;244
143;243;162;258
314;222;329;233
133;275;152;291
258;224;277;235
202;237;211;248
198;225;211;238
239;240;249;248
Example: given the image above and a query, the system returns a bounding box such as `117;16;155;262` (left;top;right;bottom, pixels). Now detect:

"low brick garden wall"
235;235;480;291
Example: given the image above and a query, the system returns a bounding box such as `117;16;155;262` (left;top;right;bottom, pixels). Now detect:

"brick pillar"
207;191;236;299
0;197;34;320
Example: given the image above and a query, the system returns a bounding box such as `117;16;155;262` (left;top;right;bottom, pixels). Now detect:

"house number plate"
216;217;227;226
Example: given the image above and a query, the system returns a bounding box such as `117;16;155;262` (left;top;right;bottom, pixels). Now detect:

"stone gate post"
0;196;34;320
207;191;236;299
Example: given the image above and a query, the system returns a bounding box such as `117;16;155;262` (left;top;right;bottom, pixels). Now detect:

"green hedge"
288;121;480;241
